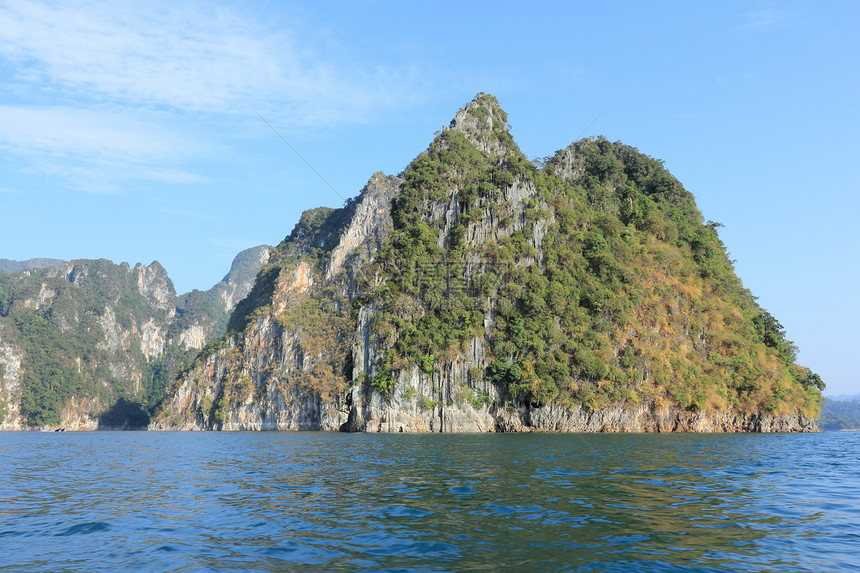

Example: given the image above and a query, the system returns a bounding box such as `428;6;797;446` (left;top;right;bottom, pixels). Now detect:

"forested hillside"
153;94;823;433
0;246;269;428
818;398;860;430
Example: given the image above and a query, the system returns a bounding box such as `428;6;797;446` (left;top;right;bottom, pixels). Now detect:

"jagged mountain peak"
221;245;272;287
150;94;823;434
450;93;508;129
444;93;522;159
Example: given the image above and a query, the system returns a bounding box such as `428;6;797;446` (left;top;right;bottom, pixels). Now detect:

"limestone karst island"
0;95;825;432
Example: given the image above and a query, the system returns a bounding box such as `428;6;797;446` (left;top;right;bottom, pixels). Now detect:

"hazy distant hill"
818;398;860;430
825;392;860;402
0;258;64;273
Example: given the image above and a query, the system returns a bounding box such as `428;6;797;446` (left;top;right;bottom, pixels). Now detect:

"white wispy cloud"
1;2;274;110
735;7;796;32
0;0;435;191
0;106;196;162
0;0;423;122
0;105;207;192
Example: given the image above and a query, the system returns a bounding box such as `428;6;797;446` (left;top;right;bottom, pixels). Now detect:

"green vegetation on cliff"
178;244;272;335
0;246;271;427
195;93;822;422
0;261;181;426
365;95;821;416
227;205;356;335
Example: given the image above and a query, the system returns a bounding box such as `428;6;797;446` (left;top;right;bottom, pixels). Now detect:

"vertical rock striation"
151;94;822;433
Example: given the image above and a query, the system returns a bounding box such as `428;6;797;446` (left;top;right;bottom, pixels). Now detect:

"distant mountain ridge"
0;258;64;274
818;397;860;430
0;246;269;429
825;392;860;402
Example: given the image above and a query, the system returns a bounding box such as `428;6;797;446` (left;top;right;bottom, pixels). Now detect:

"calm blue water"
1;431;858;572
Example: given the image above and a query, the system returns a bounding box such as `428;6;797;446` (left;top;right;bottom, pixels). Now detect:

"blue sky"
0;0;857;395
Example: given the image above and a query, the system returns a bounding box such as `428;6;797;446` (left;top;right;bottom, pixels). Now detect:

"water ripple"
54;521;111;537
0;432;859;571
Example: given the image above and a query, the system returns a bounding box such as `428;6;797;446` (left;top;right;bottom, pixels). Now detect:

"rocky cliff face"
0;248;270;429
151;94;822;433
0;260;176;428
0;333;25;429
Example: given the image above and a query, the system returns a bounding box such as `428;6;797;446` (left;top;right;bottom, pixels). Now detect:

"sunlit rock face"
0;246;270;429
151;94;822;433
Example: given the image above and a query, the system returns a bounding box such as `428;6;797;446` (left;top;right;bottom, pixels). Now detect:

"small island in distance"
0;94;825;432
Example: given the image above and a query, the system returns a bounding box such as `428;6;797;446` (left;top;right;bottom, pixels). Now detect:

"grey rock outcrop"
151;94;821;434
0;335;24;429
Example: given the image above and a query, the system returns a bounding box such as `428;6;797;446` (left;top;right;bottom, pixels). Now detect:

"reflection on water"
0;431;858;571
